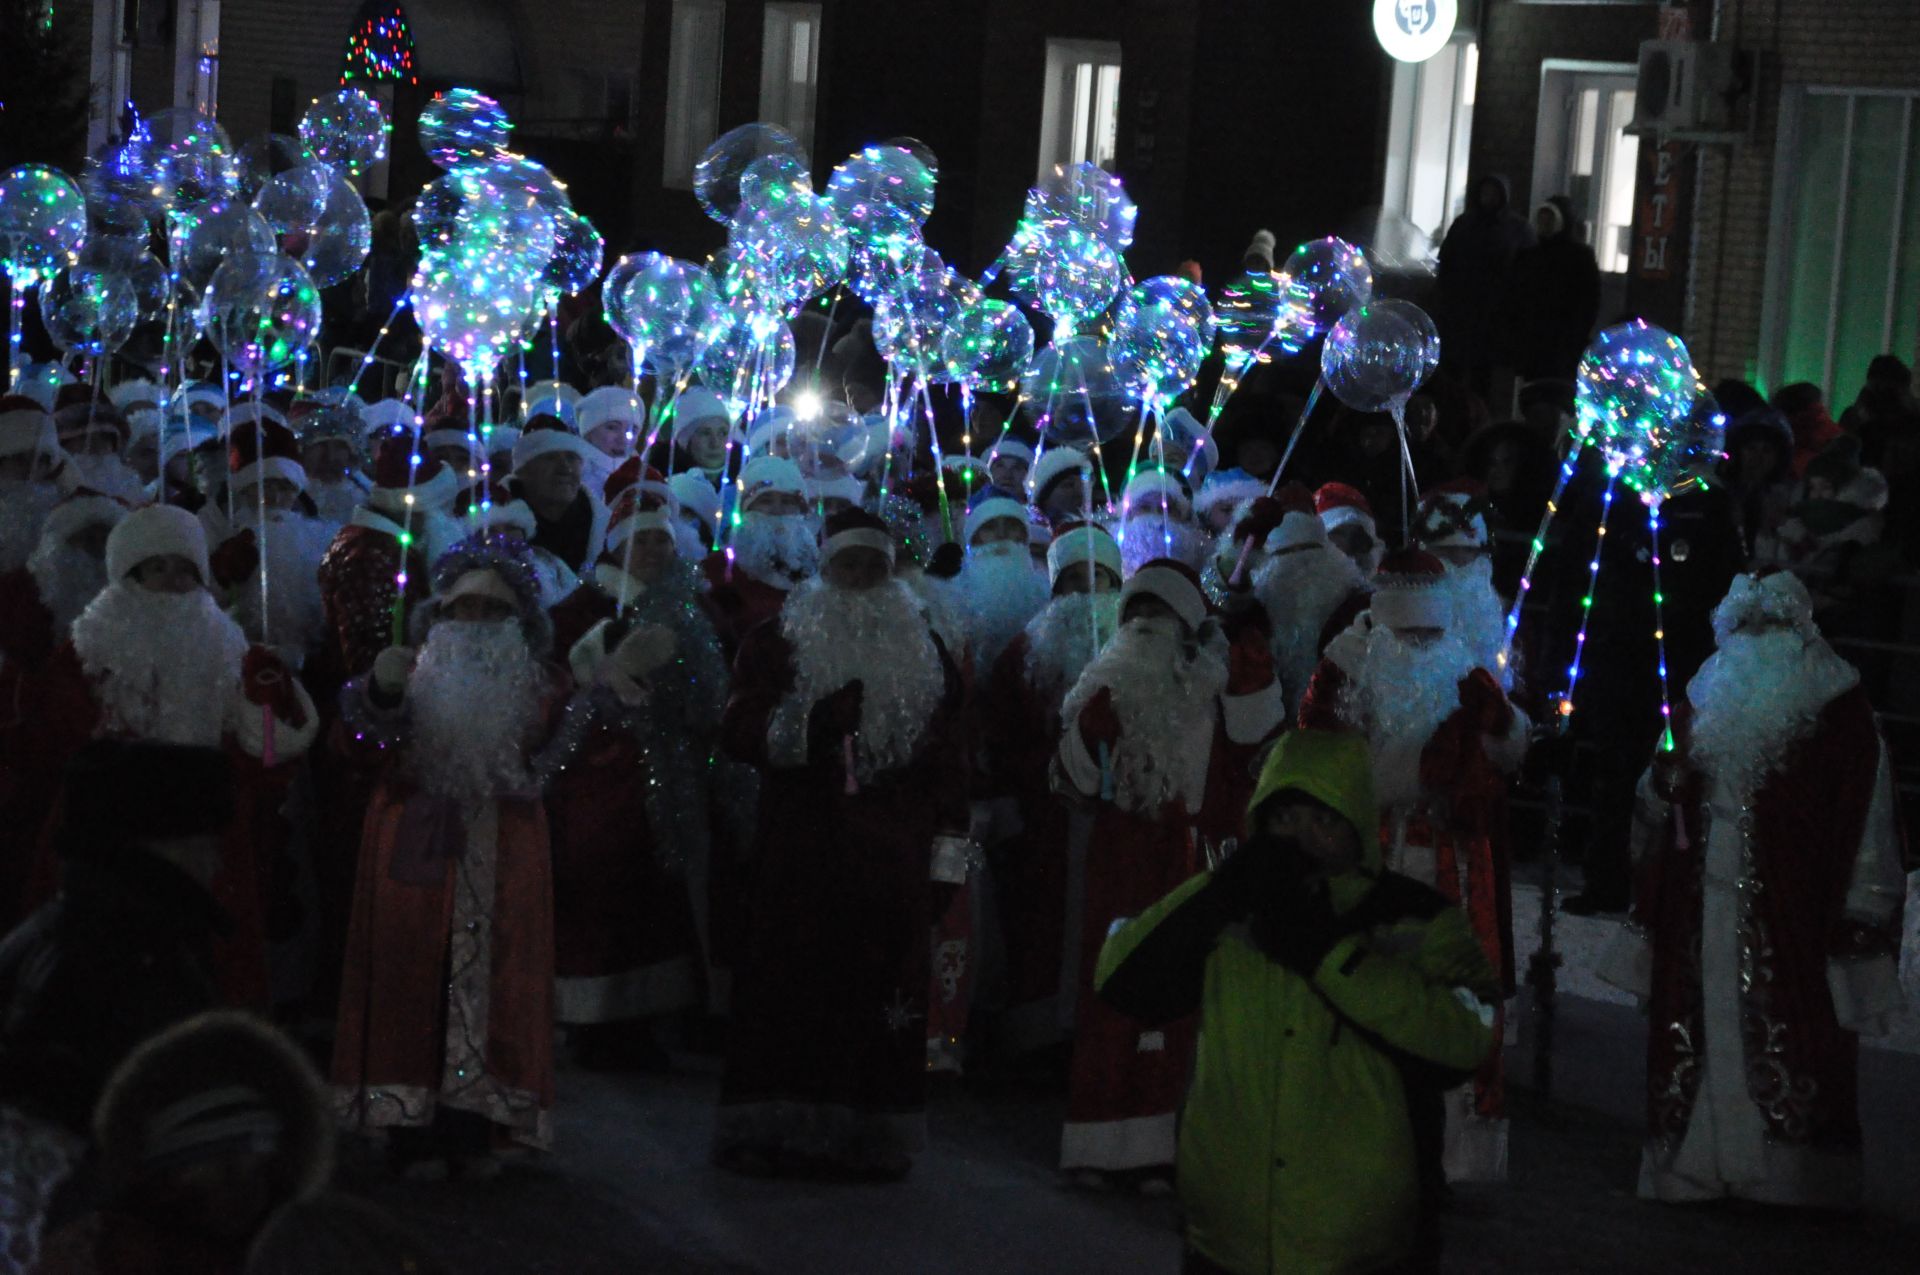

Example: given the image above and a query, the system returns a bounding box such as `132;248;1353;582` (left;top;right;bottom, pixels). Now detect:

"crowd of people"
0;222;1913;1272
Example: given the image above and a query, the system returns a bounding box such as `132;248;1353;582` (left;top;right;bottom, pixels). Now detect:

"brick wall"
1688;0;1920;388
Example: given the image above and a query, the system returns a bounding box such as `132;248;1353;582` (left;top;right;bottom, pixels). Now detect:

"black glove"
1246;860;1352;974
1208;834;1311;919
926;542;964;579
805;680;865;764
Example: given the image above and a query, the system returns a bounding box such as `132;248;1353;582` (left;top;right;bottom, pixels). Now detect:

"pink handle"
1228;537;1256;589
842;735;859;796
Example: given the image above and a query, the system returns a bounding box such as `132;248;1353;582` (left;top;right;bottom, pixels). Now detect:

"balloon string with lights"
1647;499;1678;754
1555;467;1618;724
1499;441;1587;680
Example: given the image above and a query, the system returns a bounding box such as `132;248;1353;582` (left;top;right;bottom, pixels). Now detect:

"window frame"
1038;37;1122;183
663;0;727;191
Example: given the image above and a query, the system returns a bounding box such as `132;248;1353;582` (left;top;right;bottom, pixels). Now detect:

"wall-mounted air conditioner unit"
1629;40;1756;142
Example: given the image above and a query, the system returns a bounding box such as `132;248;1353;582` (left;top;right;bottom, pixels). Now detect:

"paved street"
335;1040;1920;1274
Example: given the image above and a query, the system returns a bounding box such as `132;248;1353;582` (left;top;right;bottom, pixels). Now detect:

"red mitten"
241;647;307;730
210;528;260;589
1232;497;1286;549
1458;667;1513;736
1218;591;1272;644
1077;686;1122;754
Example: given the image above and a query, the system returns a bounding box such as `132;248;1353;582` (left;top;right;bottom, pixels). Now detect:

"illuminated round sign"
1374;0;1458;63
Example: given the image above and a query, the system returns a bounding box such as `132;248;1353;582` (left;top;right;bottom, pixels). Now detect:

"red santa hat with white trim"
42;487;131;547
459;480;538;540
420;393;471;455
359;398;417;440
602;459;681;553
228;418;307;494
1046;520;1122;587
963;494;1030;546
1120;556;1210;632
106;503;210;584
1027;444;1093;504
1411;477;1490;552
366;432;459;515
0;394;60;465
576;386;645;441
668;472;722;527
820;506;896;566
1267;481;1329;552
512;416;599;474
1314;482;1376;542
1367;547;1451;631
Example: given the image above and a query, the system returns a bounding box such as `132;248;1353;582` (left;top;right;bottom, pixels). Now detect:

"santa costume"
545;463;729;1044
715;508;967;1179
203;419;335;670
1298;548;1527;1182
983;522;1124;1057
331;533;593;1161
944;494;1053;683
0;490;128;921
297;405;375;526
31;506;319;1005
1052;558;1284;1182
700;455;819;660
1117;469;1209;577
1252;483;1369;717
1608;571;1907;1208
1316;481;1385;577
0;395;66;575
1411;479;1511;686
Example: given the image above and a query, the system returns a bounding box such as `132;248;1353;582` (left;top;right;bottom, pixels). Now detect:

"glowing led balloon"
41;266;138;357
695;123;809;224
1215;270;1291;370
541;208;605;296
411;242;542;377
81;141;162;239
482;152;571;218
182;203;277;296
698;310;796;411
298;87;390;177
1032;229;1126;336
77;237;167;322
419;89;512;169
1623;377;1725;503
1281;236;1373;345
825;144;937;230
721;194;850;314
146;109;243;218
784;400;873;477
1574;319;1699;454
236;134;311;203
253;161;333;234
738;152;813;217
1035;162;1138;252
1019;336;1128;446
412;168;555;275
198;251;322;374
295;173;374;288
1320;299;1440;413
607;252;723;377
941;298;1034;393
872;256;972;373
0;165;88;285
1109;275;1217;407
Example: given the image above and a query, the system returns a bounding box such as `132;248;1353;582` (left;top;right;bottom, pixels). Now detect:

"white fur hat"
963;495;1029;545
672;386;732;430
107;379;162;412
43;489;130;547
1120;558;1209;632
669;472;722;526
575;386;645;437
1028;445;1093;503
1368;548;1451;631
0;395;59;462
107;504;210;584
511;419;598;473
1045;521;1121;585
1712;570;1817;640
807;472;865;507
739;455;806;508
360;399;417;438
1121;467;1190;517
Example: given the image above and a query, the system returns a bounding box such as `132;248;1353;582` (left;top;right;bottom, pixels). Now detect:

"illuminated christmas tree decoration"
341;1;418;85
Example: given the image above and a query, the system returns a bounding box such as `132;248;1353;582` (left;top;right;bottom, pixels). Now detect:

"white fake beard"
956;542;1052;675
1344;625;1474;760
306;476;363;526
1022;589;1122;707
1119;515;1211;577
64;453;147;503
780;577;944;781
227;509;334;664
0;480;59;573
27;538;108;635
732;511;820;589
1437;557;1509;684
408;619;545;801
71;582;249;746
1688;629;1860;798
1254;547;1365;705
1060;616;1226;814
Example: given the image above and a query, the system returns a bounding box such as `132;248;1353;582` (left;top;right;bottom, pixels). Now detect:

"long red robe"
715;615;966;1161
329;676;576;1149
544;574;716;1024
1631;687;1907;1206
1052;651;1284;1172
982;629;1081;1056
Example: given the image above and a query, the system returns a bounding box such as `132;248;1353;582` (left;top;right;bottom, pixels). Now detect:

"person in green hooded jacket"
1096;729;1500;1275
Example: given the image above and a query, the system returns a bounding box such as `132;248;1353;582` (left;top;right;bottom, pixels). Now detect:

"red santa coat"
697;553;790;661
1051;636;1286;1172
543;570;720;1024
715;618;967;1160
329;673;587;1149
25;642;318;1007
0;569;61;924
982;629;1082;1056
1627;688;1907;1206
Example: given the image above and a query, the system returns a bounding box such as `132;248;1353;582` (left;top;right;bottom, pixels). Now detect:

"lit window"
1382;38;1479;242
664;0;725;190
760;3;822;158
1039;39;1121;182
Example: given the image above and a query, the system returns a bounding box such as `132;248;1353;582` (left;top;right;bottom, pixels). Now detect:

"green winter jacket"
1095;730;1500;1275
